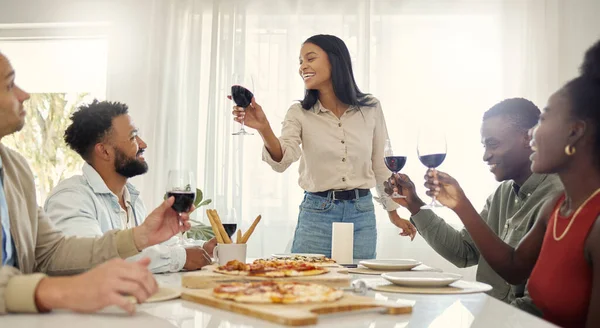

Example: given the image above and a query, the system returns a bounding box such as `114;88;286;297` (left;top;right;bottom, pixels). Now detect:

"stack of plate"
358;259;462;287
381;271;462;287
358;259;421;271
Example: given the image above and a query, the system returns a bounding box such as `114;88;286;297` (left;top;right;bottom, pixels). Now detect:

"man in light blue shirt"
0;157;15;267
45;100;215;273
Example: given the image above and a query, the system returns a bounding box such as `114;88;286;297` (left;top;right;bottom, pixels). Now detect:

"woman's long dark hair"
300;34;375;110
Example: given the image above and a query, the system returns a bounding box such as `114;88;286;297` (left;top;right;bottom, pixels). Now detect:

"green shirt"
411;173;562;308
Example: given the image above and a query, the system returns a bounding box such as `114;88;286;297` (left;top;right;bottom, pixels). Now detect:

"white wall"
557;0;600;82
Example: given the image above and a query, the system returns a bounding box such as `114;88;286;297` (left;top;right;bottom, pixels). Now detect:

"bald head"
0;52;30;139
0;53;14;81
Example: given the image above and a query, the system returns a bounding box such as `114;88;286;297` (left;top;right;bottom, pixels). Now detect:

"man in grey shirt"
386;98;562;315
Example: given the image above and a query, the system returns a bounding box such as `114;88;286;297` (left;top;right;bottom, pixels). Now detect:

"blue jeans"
291;191;377;259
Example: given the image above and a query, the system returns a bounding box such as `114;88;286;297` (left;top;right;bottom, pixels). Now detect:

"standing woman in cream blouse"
232;34;416;259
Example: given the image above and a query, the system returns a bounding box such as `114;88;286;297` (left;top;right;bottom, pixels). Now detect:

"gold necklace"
553;187;600;241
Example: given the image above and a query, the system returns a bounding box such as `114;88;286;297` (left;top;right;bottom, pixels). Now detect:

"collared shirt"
0;157;15;267
44;163;199;273
119;187;134;229
262;98;399;211
410;173;563;306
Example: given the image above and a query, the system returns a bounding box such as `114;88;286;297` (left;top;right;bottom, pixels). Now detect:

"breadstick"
207;209;225;243
241;215;261;243
212;210;233;244
206;209;224;244
236;230;243;244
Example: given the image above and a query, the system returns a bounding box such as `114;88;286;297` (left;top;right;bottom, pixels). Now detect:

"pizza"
252;258;337;270
213;281;343;304
268;255;337;265
214;259;329;277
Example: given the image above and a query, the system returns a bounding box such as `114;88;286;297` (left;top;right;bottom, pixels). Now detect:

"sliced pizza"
214;259;329;277
213;281;343;304
264;255;338;266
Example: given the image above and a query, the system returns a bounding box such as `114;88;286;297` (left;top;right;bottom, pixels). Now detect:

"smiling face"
105;114;148;178
530;89;577;174
481;115;533;182
298;42;332;91
0;54;30;139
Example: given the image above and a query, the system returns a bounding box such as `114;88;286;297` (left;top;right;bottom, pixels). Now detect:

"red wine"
222;223;237;237
384;156;407;173
167;191;196;213
419;153;446;168
231;85;254;108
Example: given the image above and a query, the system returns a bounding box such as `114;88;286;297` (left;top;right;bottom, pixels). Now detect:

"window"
0;38;108;201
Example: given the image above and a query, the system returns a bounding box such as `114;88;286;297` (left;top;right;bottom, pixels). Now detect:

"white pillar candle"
331;222;354;264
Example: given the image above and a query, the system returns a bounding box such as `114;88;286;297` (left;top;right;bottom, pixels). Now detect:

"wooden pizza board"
181;289;413;326
182;265;351;289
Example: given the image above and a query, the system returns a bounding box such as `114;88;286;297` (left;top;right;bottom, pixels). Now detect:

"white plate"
271;253;325;259
359;259;422;271
382;271;463;287
125;287;181;304
146;287;181;303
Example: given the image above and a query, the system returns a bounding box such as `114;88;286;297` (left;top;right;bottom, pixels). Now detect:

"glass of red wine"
384;139;407;198
417;129;447;209
222;223;237;238
230;74;255;136
166;169;196;245
220;208;238;239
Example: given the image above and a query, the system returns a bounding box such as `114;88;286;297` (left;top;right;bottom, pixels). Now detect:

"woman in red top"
415;39;600;327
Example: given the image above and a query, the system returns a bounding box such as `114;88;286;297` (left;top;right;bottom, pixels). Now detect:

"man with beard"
44;100;215;273
0;52;193;314
385;98;563;315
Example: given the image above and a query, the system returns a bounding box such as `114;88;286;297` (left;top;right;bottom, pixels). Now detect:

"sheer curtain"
104;0;600;279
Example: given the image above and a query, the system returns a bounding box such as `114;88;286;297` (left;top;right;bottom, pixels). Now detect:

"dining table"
1;264;558;328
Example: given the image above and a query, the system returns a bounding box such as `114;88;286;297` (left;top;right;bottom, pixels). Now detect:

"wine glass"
166;170;196;245
417;129;447;209
230;74;255;136
384;138;407;198
220;208;238;239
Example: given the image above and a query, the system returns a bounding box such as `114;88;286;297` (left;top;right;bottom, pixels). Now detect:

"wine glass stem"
430;168;437;205
240;119;246;132
178;213;185;245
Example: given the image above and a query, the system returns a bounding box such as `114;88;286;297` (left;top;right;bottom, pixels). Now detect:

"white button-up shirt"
263;98;399;211
44;163;199;273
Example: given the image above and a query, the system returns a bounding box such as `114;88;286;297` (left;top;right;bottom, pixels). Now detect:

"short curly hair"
64;100;129;161
483;98;540;131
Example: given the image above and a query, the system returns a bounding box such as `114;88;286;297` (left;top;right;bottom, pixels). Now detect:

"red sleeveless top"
529;192;600;327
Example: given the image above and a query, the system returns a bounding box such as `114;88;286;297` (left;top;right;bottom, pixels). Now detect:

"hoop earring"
565;145;576;156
